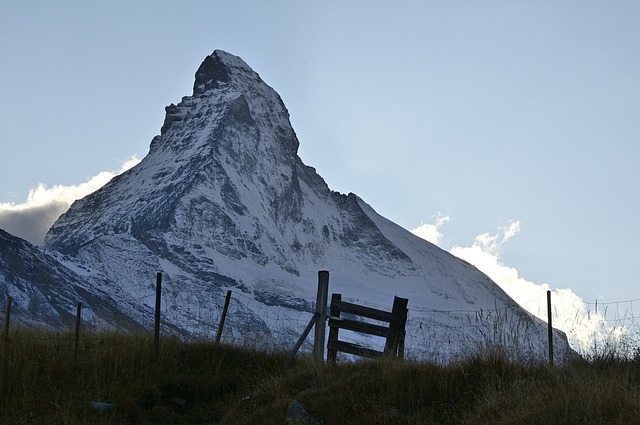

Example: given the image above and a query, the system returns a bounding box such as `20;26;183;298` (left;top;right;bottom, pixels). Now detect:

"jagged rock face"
45;51;412;280
0;229;136;330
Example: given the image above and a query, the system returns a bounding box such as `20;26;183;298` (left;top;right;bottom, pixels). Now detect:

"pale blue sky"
1;1;639;306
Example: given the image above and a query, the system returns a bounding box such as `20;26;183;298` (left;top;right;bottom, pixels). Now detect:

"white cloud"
411;217;616;355
0;156;141;246
410;214;450;245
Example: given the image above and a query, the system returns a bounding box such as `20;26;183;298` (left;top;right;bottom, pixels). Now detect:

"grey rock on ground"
286;400;322;425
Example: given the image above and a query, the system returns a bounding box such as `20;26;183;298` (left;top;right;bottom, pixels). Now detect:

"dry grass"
1;330;640;424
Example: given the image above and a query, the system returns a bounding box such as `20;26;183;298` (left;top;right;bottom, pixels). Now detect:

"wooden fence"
0;272;560;369
327;293;408;362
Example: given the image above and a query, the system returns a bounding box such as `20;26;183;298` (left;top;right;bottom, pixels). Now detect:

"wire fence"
2;277;639;363
404;290;640;362
539;292;640;359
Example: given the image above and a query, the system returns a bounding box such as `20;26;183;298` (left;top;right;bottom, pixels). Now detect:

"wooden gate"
327;294;408;363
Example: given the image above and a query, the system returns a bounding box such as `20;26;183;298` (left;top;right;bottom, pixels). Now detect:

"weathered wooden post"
74;302;82;361
287;312;320;365
547;290;554;367
385;296;408;359
154;272;162;360
3;297;10;339
215;290;232;347
594;298;598;355
2;296;12;393
313;271;329;363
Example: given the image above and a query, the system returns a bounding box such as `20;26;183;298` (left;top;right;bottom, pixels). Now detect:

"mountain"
0;229;143;331
3;50;572;362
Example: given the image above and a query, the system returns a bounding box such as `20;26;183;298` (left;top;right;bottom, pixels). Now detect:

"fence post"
215;290;232;347
385;296;408;359
594;298;598;354
154;272;162;360
74;302;82;361
3;297;10;339
2;296;12;393
547;290;554;367
313;271;329;363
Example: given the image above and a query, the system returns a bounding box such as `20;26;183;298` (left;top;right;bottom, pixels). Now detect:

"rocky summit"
3;50;572;361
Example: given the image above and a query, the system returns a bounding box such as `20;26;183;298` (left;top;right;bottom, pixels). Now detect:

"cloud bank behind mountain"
0;156;140;245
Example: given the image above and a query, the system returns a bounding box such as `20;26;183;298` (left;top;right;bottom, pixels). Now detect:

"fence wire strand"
2;281;640;362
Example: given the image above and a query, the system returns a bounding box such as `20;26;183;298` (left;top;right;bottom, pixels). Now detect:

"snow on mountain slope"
0;228;144;331
37;50;573;361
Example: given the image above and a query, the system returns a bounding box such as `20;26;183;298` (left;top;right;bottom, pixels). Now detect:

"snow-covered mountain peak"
193;50;259;96
46;49;303;254
33;50;575;362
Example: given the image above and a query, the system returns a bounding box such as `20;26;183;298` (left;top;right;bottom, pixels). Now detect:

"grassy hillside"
1;330;639;424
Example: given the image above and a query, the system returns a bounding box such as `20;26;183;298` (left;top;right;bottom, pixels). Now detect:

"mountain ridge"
3;50;573;362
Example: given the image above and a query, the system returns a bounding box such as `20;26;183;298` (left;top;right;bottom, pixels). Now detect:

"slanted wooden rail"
327;293;408;363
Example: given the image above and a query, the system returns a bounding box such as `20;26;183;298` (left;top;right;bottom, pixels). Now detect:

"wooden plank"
327;294;341;363
328;316;389;338
288;313;320;365
329;299;392;322
327;339;384;359
215;290;232;347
